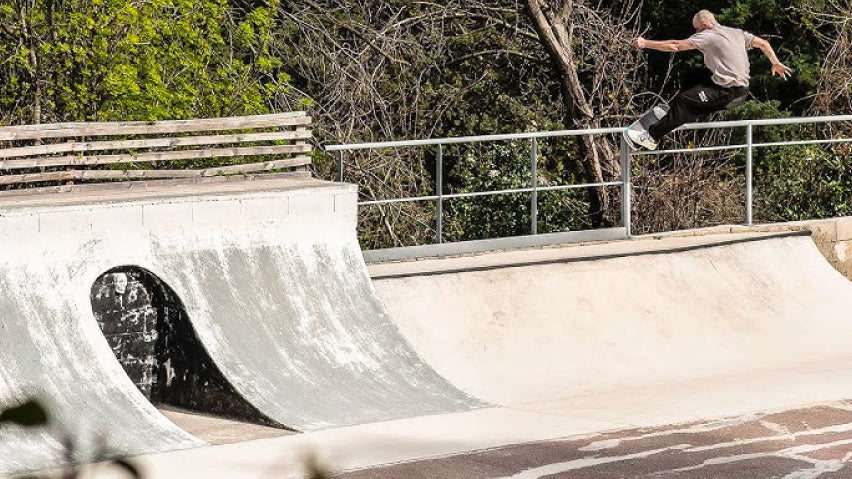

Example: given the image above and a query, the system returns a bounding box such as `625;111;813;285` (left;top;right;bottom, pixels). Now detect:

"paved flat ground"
338;401;852;479
158;408;293;445
17;400;852;479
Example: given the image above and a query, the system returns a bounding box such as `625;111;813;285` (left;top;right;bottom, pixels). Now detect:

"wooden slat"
0;169;199;185
0;158;313;185
0;113;310;141
0;171;76;185
0;130;312;159
76;169;205;180
294;125;310;172
0;112;306;133
0;170;313;196
0;111;306;132
202;156;312;175
0;111;316;187
0;144;312;170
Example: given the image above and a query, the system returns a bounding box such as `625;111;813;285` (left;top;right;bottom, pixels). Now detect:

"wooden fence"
0;112;312;188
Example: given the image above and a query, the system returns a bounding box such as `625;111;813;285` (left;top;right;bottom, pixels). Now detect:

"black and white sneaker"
625;128;658;150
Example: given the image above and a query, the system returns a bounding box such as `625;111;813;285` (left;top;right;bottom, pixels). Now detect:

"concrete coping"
368;230;811;279
0;174;348;212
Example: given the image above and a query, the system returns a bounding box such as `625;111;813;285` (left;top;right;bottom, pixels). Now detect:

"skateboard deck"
623;104;669;149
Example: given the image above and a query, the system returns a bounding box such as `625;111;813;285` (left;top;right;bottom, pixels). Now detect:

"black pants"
648;81;749;141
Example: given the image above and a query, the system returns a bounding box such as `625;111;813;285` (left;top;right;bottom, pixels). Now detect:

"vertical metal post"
620;135;631;237
531;138;538;235
337;150;344;182
746;124;754;226
436;144;443;243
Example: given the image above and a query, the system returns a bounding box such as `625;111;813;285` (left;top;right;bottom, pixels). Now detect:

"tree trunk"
19;0;41;125
524;0;620;227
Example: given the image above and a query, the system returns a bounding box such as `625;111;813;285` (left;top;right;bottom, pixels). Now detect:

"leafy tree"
0;0;849;242
0;0;289;124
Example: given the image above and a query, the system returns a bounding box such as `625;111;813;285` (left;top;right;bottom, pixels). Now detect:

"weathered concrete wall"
372;232;852;434
91;269;160;397
90;266;277;426
760;217;852;279
0;176;479;474
641;217;852;281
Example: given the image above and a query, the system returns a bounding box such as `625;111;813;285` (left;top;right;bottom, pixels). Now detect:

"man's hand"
754;38;793;80
771;62;793;80
633;37;647;49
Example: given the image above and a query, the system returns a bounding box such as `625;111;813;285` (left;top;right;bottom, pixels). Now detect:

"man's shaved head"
693;10;718;31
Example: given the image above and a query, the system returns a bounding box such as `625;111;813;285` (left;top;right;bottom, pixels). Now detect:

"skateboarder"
625;9;792;150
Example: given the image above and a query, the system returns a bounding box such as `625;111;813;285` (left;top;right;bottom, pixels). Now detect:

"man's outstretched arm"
751;37;793;80
633;37;696;53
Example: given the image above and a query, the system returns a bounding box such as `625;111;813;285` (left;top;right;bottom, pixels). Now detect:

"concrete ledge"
0;174;341;212
0;177;357;246
366;217;852;281
368;231;808;279
640;217;852;281
363;228;627;264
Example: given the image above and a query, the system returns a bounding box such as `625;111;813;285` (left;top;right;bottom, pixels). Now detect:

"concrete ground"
338;401;852;479
157;408;293;445
11;230;852;479
32;398;852;479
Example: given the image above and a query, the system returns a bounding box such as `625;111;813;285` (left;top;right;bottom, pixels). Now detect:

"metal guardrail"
327;114;852;252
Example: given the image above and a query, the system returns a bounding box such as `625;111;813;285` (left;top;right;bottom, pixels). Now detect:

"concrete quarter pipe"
371;232;852;421
41;229;852;479
152;222;483;430
6;174;852;477
0;178;482;474
0;226;202;474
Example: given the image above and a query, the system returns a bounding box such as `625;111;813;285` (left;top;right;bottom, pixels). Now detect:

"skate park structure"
3;114;852;477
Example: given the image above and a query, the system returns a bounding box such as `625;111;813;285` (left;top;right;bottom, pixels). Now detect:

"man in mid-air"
625;9;792;150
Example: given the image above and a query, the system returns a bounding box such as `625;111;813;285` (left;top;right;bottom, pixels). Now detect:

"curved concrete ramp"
372;233;852;409
153;233;482;430
0;244;201;474
0;177;480;473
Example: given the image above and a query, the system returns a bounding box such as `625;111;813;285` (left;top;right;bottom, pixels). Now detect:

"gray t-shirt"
688;25;756;87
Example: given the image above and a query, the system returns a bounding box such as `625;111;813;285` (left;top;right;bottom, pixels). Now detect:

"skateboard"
623;104;669;149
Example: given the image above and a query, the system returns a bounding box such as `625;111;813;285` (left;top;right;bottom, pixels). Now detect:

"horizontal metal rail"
325;127;624;151
757;137;852;148
632;144;749;156
328;114;852;255
633;138;852;156
326;114;852;152
676;114;852;130
358;181;623;206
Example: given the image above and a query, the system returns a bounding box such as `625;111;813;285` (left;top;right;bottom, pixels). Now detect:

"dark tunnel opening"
90;266;282;428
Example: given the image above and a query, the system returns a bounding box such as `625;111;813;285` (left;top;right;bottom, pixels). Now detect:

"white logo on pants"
699;91;708;102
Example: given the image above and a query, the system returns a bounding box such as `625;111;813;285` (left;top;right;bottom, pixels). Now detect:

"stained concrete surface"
0;176;480;474
372;232;852;409
6;175;852;478
336;402;852;479
18;231;852;479
158;408;292;445
152;235;483;431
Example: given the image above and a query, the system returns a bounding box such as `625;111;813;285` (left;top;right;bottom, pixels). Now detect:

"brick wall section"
91;267;280;427
91;271;159;396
